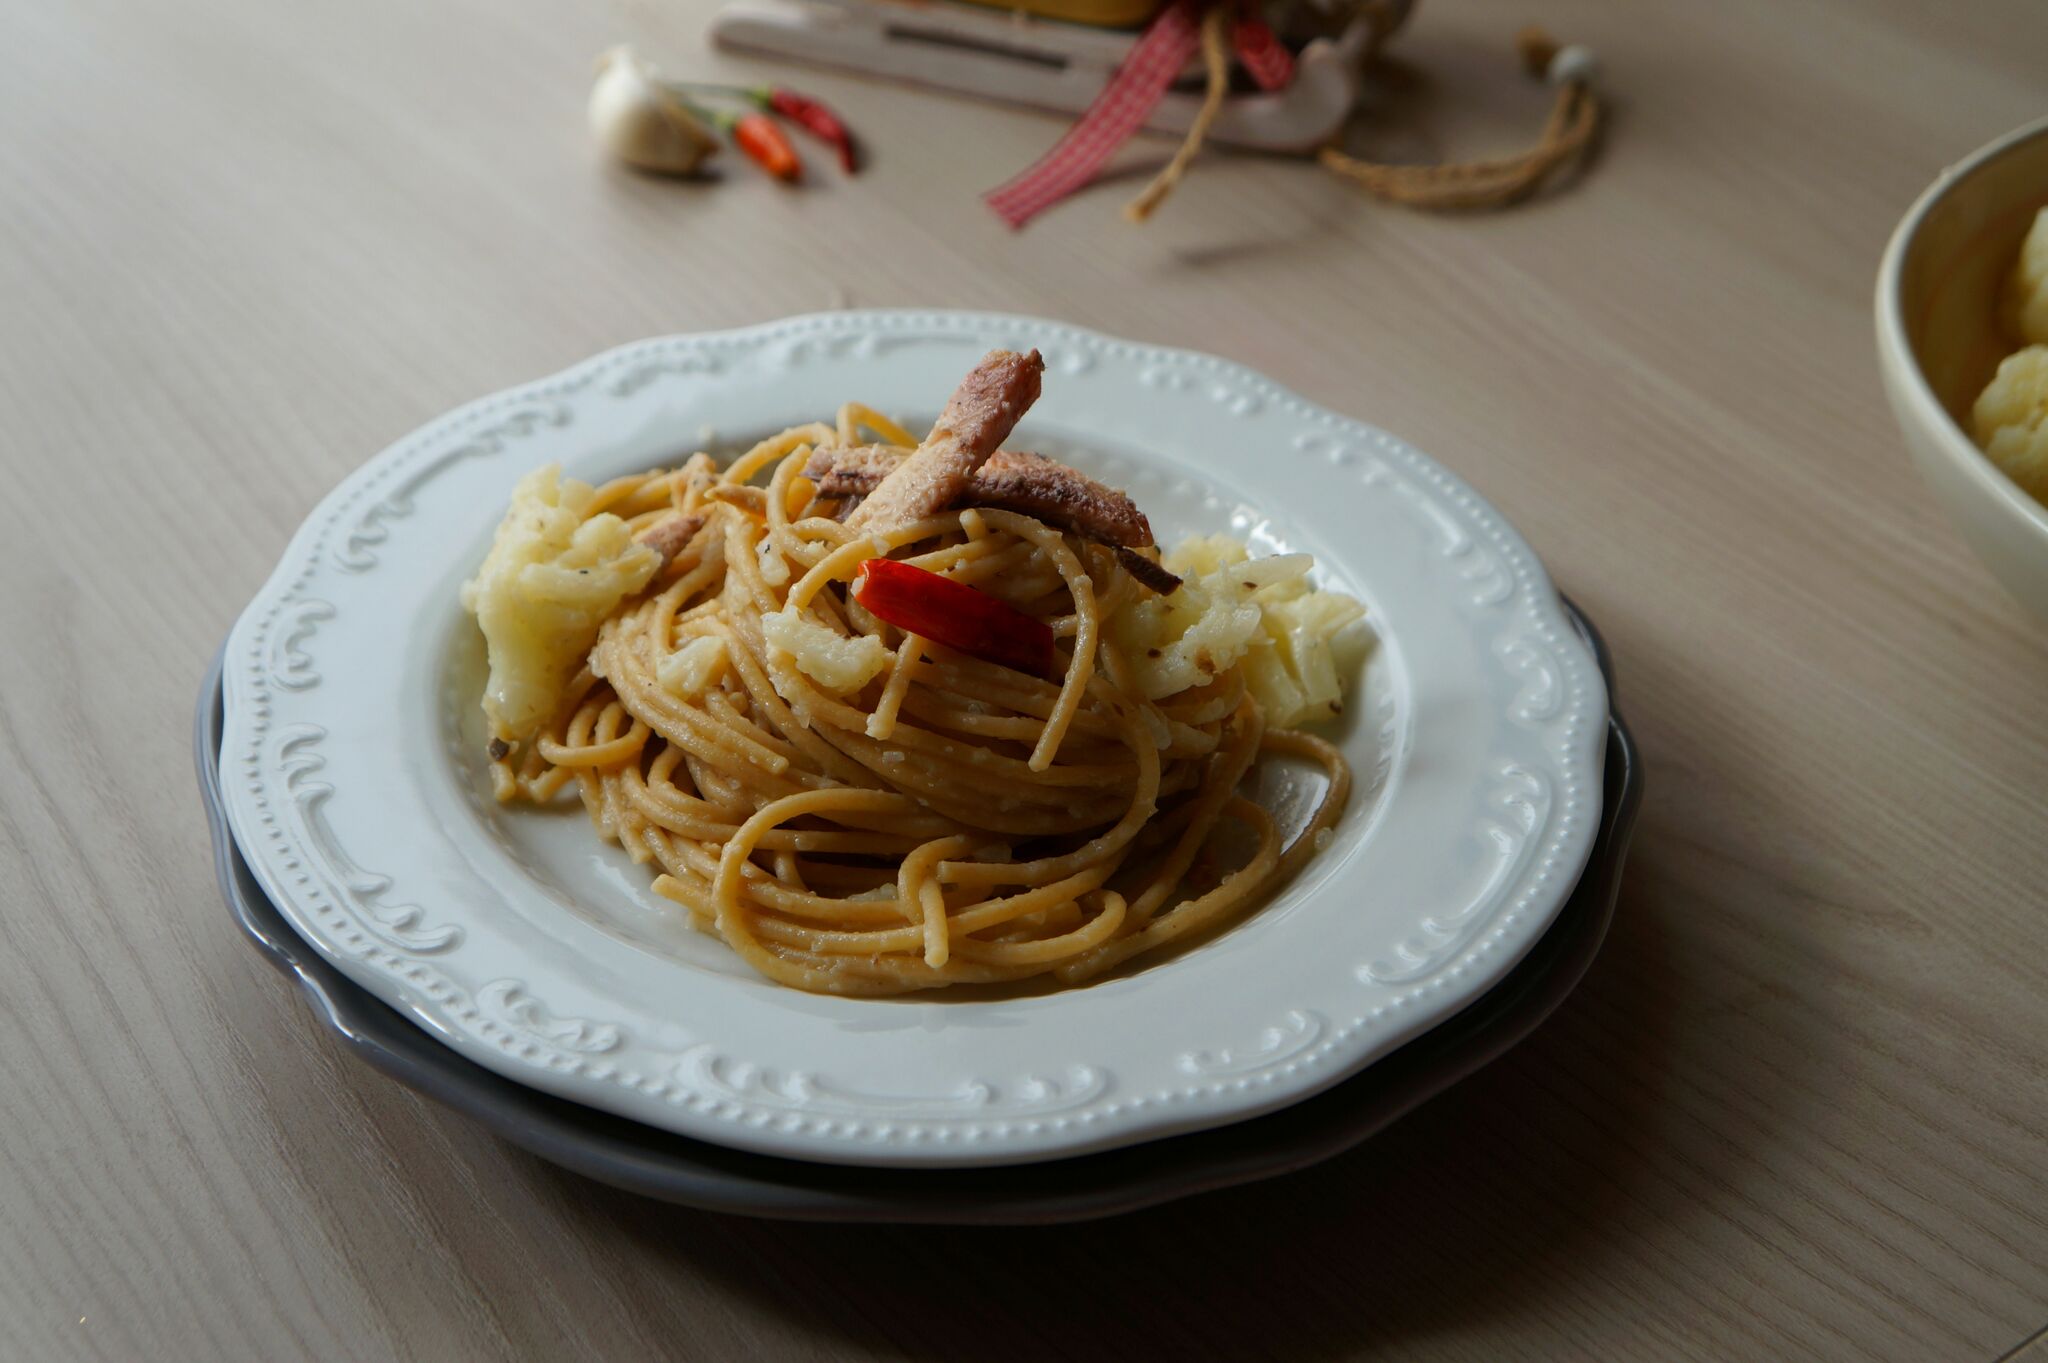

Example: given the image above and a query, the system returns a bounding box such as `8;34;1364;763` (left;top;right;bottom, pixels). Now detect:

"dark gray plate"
197;601;1639;1225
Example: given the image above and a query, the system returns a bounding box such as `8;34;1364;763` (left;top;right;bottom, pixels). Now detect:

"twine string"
1317;27;1603;210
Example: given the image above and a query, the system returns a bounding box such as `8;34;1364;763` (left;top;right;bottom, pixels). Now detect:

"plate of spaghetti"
221;311;1606;1166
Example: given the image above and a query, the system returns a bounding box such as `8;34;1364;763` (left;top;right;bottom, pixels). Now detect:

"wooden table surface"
6;0;2046;1357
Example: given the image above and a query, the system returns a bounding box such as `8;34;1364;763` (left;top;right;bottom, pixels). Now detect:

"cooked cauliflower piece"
1972;344;2048;502
1114;534;1365;727
2004;208;2048;346
657;634;730;699
461;465;661;742
762;608;892;694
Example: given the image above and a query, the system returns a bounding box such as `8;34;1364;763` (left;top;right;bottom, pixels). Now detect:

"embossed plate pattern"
219;312;1607;1167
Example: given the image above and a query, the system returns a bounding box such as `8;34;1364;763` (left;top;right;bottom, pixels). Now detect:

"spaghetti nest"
488;405;1351;996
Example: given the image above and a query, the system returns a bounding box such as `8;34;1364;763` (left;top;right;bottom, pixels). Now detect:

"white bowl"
1876;113;2048;624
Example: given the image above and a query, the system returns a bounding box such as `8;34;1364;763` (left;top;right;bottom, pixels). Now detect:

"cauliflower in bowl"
1972;345;2048;502
1969;208;2048;506
2003;207;2048;347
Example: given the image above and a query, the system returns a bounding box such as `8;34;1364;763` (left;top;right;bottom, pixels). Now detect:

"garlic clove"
589;45;719;176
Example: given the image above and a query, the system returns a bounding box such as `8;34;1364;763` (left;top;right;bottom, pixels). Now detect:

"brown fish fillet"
843;349;1044;535
805;446;1154;548
805;445;1182;593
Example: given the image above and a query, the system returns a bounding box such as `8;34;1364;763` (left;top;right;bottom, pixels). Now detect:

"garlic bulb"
589;46;718;176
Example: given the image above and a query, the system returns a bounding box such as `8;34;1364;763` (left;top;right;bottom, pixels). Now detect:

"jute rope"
1124;4;1232;222
1127;18;1602;221
1318;27;1602;209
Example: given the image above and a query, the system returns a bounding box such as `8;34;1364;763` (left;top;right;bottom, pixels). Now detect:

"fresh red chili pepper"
693;105;801;183
851;559;1056;678
763;87;858;173
730;110;801;182
678;97;803;182
669;81;859;174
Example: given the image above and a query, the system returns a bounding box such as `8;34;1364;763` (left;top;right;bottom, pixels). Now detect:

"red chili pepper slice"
851;559;1056;678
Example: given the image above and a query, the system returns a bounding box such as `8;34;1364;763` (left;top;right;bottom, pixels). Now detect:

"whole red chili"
725;109;802;182
851;559;1056;678
762;87;858;173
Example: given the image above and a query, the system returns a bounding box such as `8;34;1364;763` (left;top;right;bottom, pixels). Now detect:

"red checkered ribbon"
1231;9;1294;90
984;2;1298;227
984;0;1208;229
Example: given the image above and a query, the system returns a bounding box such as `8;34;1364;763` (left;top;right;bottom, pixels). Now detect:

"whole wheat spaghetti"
469;353;1360;996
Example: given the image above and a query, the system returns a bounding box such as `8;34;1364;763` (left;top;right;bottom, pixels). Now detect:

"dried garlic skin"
589;46;718;176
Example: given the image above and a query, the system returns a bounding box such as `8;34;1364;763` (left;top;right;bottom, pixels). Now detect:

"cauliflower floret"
756;533;791;587
1265;590;1368;721
2004;208;2048;346
1115;535;1366;727
657;634;730;699
1972;344;2048;502
1163;533;1250;579
462;465;661;741
762;609;892;694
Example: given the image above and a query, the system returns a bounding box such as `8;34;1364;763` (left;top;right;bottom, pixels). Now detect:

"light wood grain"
2;0;2045;1357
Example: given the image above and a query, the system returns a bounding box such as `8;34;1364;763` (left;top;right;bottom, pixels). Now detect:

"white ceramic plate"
221;311;1606;1168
